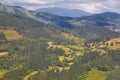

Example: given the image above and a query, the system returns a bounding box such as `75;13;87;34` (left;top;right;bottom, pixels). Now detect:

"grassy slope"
106;38;120;50
0;29;22;41
0;70;8;79
0;11;120;80
0;52;9;57
47;32;86;71
23;71;38;80
86;69;108;80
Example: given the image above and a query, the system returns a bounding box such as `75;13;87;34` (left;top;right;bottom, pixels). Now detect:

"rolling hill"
0;3;120;80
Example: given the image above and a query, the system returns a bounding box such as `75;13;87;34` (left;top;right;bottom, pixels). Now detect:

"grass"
106;38;120;50
107;38;120;42
62;32;85;51
90;38;120;54
0;64;23;79
62;32;85;44
23;71;38;80
0;52;9;57
0;29;22;41
107;44;120;50
65;55;74;61
59;56;65;62
68;62;74;66
47;42;72;55
0;70;8;78
47;33;86;72
10;64;23;71
47;66;57;72
86;69;108;80
68;45;85;50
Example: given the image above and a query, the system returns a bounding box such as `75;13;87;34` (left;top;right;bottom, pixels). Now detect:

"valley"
0;3;120;80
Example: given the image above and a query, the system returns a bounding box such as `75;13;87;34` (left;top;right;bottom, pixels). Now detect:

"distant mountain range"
34;11;120;33
0;3;120;41
80;12;120;32
0;3;120;80
36;7;91;17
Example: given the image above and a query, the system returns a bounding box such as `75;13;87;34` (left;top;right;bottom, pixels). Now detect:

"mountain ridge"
0;3;120;41
36;7;91;17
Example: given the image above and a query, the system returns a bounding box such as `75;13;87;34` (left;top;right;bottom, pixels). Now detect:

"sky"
1;0;120;13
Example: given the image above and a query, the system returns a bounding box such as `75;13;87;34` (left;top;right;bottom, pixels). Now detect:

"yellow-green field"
59;56;65;62
23;71;38;80
0;52;9;57
86;69;108;80
62;32;85;45
106;38;120;50
47;33;86;72
47;42;72;55
0;64;23;79
0;29;22;41
89;38;120;54
0;70;8;78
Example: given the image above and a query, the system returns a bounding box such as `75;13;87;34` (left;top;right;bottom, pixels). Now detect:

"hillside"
0;12;64;40
0;12;120;80
0;12;77;80
0;3;120;80
34;12;120;41
0;3;120;41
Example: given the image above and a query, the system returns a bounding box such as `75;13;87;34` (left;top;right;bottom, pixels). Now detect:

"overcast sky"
1;0;120;13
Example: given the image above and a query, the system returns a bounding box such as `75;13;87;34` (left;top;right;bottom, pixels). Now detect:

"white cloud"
1;0;120;13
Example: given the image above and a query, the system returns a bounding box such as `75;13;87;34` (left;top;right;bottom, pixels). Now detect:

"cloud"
1;0;120;13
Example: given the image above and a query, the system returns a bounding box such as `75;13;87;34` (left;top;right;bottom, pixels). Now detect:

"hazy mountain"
80;12;120;32
36;7;91;17
1;3;120;30
34;12;120;41
81;12;120;20
35;11;120;33
0;3;120;41
1;3;120;32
